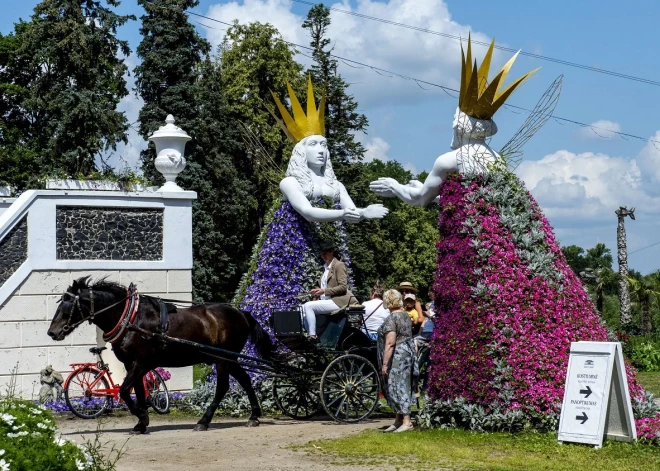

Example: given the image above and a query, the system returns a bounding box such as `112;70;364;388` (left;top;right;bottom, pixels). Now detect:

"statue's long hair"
285;136;341;201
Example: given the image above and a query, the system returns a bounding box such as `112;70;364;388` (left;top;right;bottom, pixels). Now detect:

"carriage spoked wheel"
272;372;322;420
320;354;380;423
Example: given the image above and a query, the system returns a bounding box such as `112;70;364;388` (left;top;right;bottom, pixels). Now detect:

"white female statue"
370;37;537;205
276;79;388;223
236;77;387;348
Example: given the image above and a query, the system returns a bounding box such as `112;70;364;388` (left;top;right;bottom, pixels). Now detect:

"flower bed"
427;171;649;426
0;397;101;470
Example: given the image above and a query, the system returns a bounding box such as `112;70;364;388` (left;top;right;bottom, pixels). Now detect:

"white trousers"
302;299;340;336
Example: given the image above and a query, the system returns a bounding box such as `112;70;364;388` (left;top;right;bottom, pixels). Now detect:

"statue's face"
303;135;328;169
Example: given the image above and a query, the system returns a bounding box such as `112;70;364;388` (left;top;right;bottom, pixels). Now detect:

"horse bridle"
60;287;135;333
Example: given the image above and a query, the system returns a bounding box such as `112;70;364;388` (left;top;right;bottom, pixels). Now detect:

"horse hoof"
193;423;209;432
129;428;148;435
246;419;260;427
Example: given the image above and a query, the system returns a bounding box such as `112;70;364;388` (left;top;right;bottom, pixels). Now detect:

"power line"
629;240;660;256
290;0;660;88
143;2;660;150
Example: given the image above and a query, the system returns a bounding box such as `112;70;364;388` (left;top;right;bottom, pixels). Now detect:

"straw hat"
397;281;418;294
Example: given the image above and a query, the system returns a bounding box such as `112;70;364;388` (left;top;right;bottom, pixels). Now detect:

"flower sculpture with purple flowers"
234;199;352;357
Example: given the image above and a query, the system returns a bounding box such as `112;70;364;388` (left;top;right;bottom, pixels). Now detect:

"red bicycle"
64;346;170;419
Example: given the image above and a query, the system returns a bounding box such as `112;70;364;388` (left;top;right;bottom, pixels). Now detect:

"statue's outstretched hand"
342;208;361;224
361;204;389;220
369;177;400;198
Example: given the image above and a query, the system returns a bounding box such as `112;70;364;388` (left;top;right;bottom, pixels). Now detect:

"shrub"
0;396;124;470
184;378;278;417
629;338;660;372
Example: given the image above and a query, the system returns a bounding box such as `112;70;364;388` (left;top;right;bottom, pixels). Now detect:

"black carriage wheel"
320;354;380;423
64;367;112;419
145;370;170;415
272;374;322;420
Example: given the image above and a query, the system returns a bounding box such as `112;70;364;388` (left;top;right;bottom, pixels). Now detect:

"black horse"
47;277;273;434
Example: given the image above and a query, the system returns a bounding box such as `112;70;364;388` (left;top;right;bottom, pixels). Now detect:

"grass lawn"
637;371;660;396
303;429;660;471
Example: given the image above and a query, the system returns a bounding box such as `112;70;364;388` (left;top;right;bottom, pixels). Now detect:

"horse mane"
72;276;128;302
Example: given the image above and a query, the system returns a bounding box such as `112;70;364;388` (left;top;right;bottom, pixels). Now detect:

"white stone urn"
148;115;192;192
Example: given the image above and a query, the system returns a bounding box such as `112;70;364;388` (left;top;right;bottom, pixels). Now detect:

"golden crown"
459;34;539;120
270;76;325;142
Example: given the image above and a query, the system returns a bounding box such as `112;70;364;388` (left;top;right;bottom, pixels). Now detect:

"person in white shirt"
303;241;354;339
362;283;390;340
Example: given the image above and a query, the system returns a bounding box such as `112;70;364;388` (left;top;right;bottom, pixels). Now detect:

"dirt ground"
57;413;393;471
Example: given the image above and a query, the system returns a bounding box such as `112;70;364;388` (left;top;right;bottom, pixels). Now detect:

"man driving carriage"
303;241;355;340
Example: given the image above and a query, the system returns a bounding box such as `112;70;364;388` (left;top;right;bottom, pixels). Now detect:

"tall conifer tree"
134;1;253;301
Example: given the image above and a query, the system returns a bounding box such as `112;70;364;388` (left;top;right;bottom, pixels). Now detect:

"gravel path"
57;413;393;471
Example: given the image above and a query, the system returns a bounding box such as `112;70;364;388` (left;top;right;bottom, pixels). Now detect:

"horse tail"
242;310;275;360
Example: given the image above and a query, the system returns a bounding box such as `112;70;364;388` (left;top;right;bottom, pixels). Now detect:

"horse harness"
61;284;140;344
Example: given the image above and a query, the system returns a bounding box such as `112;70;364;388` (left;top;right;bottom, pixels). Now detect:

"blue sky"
4;0;660;273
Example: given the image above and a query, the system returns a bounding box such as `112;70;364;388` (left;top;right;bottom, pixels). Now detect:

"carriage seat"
89;347;107;354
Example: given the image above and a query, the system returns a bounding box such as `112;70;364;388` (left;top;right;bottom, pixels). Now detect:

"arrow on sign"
575;412;588;424
579;386;592;398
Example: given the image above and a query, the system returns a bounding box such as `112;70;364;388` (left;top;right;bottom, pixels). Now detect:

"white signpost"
558;341;636;448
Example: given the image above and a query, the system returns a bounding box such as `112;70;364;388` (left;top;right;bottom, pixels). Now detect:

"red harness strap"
103;288;140;344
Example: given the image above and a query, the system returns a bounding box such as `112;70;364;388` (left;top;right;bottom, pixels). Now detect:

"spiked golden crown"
459;34;539;120
270;76;325;143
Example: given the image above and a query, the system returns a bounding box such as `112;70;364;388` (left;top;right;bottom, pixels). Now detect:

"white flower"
31;431;41;437
28;408;42;415
6;434;17;439
36;423;48;429
0;414;15;425
0;458;9;471
54;437;67;447
17;404;26;408
17;431;27;437
0;450;4;456
75;459;88;470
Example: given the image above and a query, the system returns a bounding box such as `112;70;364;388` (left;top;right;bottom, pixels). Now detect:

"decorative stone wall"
0;217;27;286
56;207;163;261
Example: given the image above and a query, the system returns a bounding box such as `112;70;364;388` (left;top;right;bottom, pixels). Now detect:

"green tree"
19;0;132;178
585;242;613;270
134;0;210;181
134;1;254;301
301;3;368;170
627;274;660;334
220;21;303;227
561;244;588;276
0;21;41;190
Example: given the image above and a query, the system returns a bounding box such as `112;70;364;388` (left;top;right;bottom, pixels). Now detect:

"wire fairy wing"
499;75;563;171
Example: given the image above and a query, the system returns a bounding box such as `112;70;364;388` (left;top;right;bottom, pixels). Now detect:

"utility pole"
615;206;635;326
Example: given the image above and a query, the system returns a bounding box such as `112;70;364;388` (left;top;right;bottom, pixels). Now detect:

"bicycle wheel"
64;367;112;419
145;370;170;414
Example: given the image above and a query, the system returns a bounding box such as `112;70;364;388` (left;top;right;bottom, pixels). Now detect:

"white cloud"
97;53;146;172
362;136;391;162
204;0;500;107
516;148;660;223
577;120;621;139
403;162;418;175
516;140;660;270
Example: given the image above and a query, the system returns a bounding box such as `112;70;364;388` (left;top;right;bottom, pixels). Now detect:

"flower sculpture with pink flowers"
371;36;654;429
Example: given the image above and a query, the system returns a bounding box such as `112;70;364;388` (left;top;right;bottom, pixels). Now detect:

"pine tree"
134;1;254;301
1;0;132;183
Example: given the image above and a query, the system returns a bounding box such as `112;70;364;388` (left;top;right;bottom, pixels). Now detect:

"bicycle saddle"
89;347;107;354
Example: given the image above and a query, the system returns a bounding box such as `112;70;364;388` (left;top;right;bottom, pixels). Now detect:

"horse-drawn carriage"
47;278;383;433
269;306;381;422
